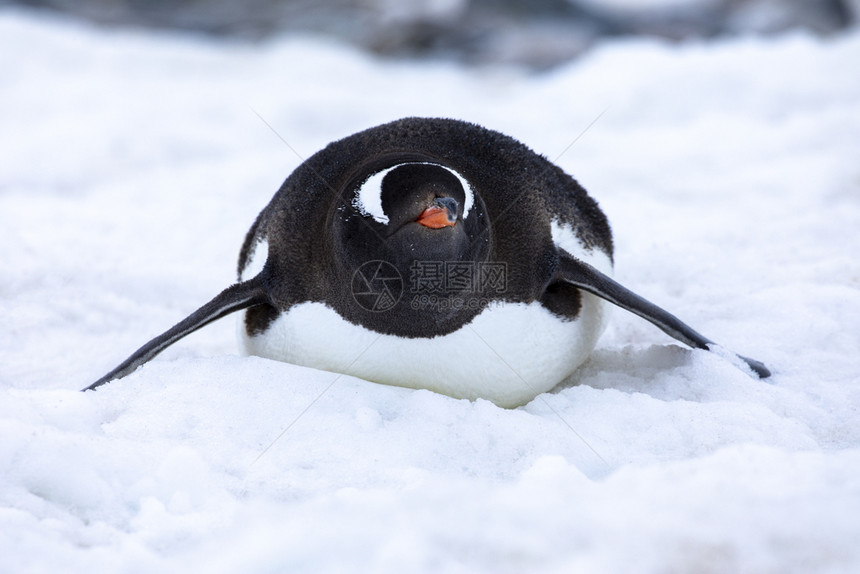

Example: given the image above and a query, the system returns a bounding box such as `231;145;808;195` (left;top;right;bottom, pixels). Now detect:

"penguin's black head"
377;163;469;258
381;164;463;231
332;159;492;336
343;161;488;262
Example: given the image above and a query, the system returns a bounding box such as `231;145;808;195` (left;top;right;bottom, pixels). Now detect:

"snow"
573;0;719;14
2;9;860;573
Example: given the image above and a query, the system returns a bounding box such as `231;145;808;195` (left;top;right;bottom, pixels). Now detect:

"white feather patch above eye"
239;238;268;282
352;162;475;225
550;219;614;275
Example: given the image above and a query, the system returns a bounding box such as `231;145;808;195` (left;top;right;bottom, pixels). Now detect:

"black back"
238;117;614;338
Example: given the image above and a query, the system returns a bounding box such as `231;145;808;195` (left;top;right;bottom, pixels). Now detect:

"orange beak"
416;204;457;229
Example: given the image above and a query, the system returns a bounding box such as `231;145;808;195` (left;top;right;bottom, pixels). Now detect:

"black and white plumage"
84;117;769;407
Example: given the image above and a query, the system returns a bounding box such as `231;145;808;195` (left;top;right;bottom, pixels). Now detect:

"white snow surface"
2;10;860;573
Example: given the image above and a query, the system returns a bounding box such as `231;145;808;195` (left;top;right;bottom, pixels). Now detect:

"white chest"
238;220;613;408
240;294;609;408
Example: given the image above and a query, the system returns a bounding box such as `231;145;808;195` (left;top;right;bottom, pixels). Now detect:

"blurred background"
5;0;859;69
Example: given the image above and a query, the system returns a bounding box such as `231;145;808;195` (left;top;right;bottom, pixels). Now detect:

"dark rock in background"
4;0;858;69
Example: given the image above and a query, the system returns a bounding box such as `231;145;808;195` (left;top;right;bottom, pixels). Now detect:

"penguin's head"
330;159;493;335
342;161;489;267
377;163;471;258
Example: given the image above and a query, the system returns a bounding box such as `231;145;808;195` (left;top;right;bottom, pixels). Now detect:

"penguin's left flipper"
553;252;771;379
82;275;270;391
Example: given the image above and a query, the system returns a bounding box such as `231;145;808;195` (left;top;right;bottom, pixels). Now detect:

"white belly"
239;296;609;409
238;221;613;408
240;294;606;407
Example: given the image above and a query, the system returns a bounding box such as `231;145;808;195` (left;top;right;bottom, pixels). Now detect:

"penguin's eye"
352;162;474;225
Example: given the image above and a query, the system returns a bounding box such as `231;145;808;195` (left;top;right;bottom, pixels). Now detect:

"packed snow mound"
1;11;859;574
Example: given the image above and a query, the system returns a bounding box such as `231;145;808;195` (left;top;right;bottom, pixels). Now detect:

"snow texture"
2;9;860;574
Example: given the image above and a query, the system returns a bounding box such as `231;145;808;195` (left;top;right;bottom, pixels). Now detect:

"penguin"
83;117;770;408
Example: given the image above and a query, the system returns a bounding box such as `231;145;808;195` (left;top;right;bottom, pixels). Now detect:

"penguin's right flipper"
82;275;270;391
553;252;771;379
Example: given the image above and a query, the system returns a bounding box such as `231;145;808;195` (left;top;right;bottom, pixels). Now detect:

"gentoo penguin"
84;117;770;407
